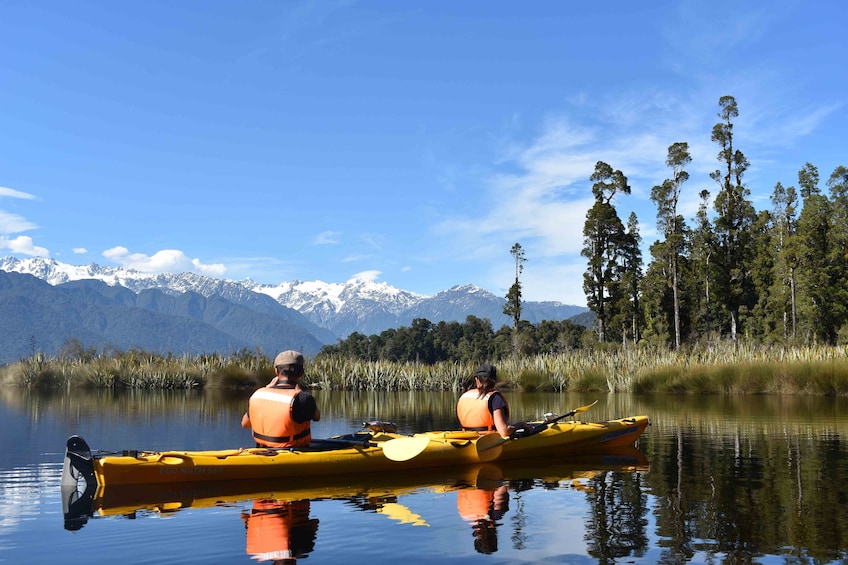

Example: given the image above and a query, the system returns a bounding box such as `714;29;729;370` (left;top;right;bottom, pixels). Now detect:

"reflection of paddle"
475;400;599;462
377;502;429;526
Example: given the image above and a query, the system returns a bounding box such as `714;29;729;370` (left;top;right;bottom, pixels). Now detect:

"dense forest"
324;95;848;363
319;316;589;363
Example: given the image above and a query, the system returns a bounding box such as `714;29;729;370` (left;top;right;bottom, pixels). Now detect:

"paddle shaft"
512;399;598;437
477;400;599;457
537;399;598;428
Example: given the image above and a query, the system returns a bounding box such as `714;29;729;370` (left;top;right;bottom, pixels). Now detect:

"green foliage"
582;161;631;343
8;340;848;395
571;369;609;392
514;369;549;392
320;315;590;365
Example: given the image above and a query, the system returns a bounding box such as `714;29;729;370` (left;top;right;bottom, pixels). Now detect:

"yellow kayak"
61;408;649;488
63;447;650;530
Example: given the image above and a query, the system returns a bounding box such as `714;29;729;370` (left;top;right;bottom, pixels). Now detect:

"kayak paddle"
380;436;432;461
475;400;599;461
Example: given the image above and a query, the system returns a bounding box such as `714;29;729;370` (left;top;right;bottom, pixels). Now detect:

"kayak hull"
494;415;650;462
63;415;649;487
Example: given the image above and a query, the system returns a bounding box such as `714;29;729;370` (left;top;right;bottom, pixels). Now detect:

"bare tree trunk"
672;255;681;349
790;266;797;340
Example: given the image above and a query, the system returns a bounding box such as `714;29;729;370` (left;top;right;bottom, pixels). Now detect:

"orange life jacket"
457;390;499;432
244;500;312;560
248;386;312;448
457;488;495;522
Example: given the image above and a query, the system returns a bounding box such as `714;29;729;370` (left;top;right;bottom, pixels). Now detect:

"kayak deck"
62;415;649;487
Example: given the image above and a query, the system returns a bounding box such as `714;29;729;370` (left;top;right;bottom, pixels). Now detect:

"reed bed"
3;343;848;395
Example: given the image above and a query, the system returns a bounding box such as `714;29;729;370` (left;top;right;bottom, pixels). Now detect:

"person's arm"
493;408;514;438
292;393;321;423
241;412;251;429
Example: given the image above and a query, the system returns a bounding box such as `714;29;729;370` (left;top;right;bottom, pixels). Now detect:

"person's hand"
510;423;539;439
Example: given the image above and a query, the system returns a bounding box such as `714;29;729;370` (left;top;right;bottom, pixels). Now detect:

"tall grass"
4;343;848;394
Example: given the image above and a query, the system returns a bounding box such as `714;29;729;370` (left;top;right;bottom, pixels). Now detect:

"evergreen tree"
688;189;716;340
748;209;776;341
795;163;838;343
617;212;643;346
826;166;848;341
582;161;631;343
769;181;799;341
503;243;526;357
651;142;691;349
640;239;673;345
709;95;756;341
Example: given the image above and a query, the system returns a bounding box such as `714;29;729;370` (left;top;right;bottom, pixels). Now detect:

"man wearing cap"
456;363;515;438
241;350;321;448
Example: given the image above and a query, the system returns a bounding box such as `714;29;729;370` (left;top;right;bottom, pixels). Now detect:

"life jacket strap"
253;428;311;444
462;425;495;432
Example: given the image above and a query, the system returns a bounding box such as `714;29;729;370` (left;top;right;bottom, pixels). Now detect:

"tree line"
325;95;848;362
580;95;848;348
319;316;587;364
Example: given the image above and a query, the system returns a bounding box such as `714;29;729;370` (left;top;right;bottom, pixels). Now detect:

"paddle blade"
381;436;431;462
475;433;506;462
571;400;598;418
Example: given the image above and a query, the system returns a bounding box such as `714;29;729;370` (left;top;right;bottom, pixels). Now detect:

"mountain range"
0;256;588;364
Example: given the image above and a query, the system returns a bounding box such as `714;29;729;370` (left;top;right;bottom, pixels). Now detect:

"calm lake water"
2;388;848;564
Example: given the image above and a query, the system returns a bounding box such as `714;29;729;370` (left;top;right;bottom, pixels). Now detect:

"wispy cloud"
313;230;341;245
0;187;40;237
102;247;227;276
348;269;381;283
0;211;38;235
342;254;371;263
0;186;37;200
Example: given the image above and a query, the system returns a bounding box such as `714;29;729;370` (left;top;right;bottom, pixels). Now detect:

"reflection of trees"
585;470;648;562
508;478;534;550
644;418;848;563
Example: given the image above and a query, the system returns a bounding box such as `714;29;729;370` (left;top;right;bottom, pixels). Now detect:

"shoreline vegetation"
3;343;848;395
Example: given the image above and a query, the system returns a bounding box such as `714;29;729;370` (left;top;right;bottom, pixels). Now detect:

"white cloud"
102;247;227;276
313;230;341;245
348;270;381;283
0;187;44;253
72;247;88;254
0;235;49;257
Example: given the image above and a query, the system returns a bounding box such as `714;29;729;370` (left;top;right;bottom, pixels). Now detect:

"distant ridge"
0;256;589;364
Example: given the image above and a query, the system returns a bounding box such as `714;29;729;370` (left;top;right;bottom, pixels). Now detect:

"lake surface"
2;388;848;564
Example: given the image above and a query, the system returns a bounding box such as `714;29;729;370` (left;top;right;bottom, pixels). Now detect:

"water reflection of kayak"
61;411;650;487
62;446;649;530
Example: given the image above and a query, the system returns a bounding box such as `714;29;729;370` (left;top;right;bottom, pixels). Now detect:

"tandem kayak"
63;448;650;530
61;405;649;488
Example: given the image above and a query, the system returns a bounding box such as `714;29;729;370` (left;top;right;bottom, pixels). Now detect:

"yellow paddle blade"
377;502;429;526
380;436;431;462
475;434;506;462
572;400;598;417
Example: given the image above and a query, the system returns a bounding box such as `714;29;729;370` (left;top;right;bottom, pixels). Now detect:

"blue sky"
0;1;845;306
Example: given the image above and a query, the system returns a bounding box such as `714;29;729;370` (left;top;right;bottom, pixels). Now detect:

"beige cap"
274;350;304;367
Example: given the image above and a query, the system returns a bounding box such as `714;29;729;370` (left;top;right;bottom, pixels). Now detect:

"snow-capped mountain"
0;256;587;339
